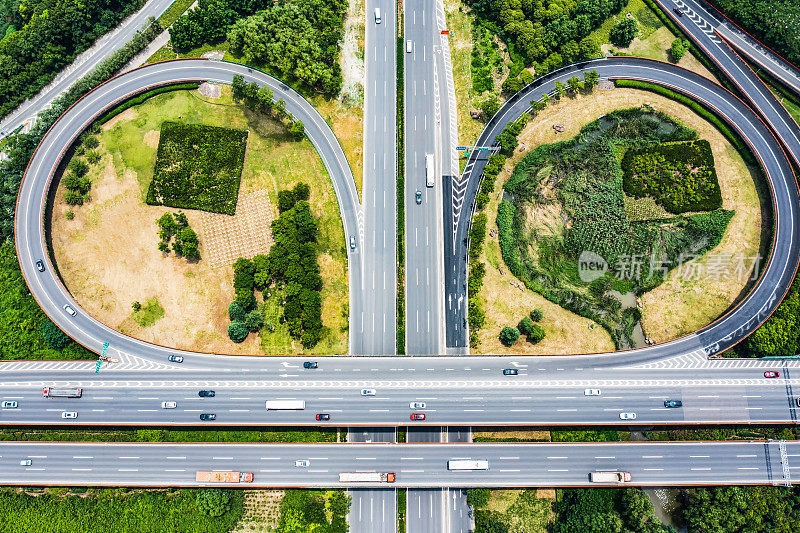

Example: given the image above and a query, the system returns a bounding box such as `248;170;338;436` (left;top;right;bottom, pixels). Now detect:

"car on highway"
673;7;683;16
63;304;76;316
409;402;426;409
374;7;381;23
619;412;637;420
584;389;601;396
303;361;318;369
35;260;45;272
350;235;356;250
198;390;216;397
410;413;426;421
2;401;18;408
407;40;413;53
415;190;422;204
764;371;780;378
168;355;183;363
199;413;216;420
361;388;376;396
161;401;177;409
316;413;330;420
796;398;800;407
61;411;78;419
19;460;31;466
295;460;310;467
664;400;682;408
502;368;518;375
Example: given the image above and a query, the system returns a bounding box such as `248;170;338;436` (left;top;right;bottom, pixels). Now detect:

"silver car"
61;411;78;419
619;412;637;420
409;402;426;409
2;401;18;409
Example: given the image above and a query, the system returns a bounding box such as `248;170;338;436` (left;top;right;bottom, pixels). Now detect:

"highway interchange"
2;0;800;530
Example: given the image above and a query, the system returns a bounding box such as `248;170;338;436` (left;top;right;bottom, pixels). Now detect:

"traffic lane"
0;384;792;425
407;489;443;533
0;442;782;487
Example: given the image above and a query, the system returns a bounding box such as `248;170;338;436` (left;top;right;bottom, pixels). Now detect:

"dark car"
35;260;45;272
503;368;519;376
764;371;780;378
199;413;216;421
168;355;183;363
316;413;330;421
198;390;216;397
303;361;318;369
673;7;683;16
415;190;422;204
664;400;682;408
410;413;426;421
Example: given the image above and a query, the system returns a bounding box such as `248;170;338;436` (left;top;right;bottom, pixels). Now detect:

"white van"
406;40;413;53
374;7;381;23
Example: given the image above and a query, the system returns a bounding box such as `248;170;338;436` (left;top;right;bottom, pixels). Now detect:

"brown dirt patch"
143;130;160;149
477;87;762;352
101;108;137;131
233;490;284;533
475;430;551;441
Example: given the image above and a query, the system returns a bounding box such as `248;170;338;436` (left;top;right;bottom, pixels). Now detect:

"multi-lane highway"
0;441;795;487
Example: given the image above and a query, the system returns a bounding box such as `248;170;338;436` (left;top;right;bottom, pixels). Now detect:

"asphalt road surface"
348;428;397;533
0;441;794;487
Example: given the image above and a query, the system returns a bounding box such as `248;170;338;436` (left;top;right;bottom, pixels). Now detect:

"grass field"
132;297;165;328
53;87;348;355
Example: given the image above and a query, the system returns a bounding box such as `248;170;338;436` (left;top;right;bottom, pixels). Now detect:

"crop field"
498;108;734;347
622;139;722;214
147;122;248;215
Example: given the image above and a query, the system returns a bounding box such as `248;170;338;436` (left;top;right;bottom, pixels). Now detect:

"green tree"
244;310;263;332
529;308;543;322
527;323;545;344
517;316;535;336
610;18;637;47
620;488;654;530
278;190;297;213
480;94;501;117
86;150;101;165
584;70;599;88
196;488;232;517
669;38;689;62
293;182;311;202
82;135;99;149
228;301;246;322
68;158;89;178
231;74;247;102
132;301;142;311
289;119;305;140
40;319;70;350
227;321;249;343
499;326;520;346
466;488;491;508
579;36;601;59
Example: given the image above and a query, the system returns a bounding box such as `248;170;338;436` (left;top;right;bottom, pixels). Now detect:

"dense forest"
0;0;147;118
710;0;800;67
465;0;627;74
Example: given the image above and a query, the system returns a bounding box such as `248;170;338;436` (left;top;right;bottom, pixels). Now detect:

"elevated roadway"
0;441;794;487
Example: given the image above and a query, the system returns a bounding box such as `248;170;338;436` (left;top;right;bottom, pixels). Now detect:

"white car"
61;411;78;419
584;389;601;396
409;402;426;409
161;401;177;409
406;40;413;53
295;460;310;467
2;401;18;408
361;389;376;396
63;304;77;316
19;460;31;466
619;412;637;420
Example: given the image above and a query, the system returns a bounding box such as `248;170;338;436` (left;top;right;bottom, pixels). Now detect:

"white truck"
425;153;435;187
42;387;82;398
589;471;631;483
265;400;306;410
338;472;396;483
447;460;489;470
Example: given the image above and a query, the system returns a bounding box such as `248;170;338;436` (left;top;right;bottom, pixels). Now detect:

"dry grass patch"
312;96;364;198
233;490;283;533
477;87;762;352
474;429;551;441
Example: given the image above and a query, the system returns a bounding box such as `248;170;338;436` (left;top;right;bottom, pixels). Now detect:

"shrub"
132;301;142;311
227;321;249;343
530;308;543;322
293;183;310;202
68;159;89;178
228;301;246;322
278;190;297;213
479;95;500;118
65;210;75;220
244;310;263;332
527;323;546;344
670;38;689;62
64;191;83;205
499;326;520;346
40;320;70;351
466;488;491;508
196;489;232;517
610;18;637;47
82;135;99;149
86;150;101;165
235;290;256;311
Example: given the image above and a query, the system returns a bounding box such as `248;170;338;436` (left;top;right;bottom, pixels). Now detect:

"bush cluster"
669;38;689;62
622;140;722;214
63;157;92;206
231;75;305;140
471;25;502;93
147;122;248;215
156;211;200;260
610;18;638;47
274;490;350;533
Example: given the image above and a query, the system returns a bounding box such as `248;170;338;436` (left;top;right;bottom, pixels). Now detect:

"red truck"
195;471;254;483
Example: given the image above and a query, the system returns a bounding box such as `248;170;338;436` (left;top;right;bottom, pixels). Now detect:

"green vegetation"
0;427;338;443
0;242;93;360
711;0;800;66
610;18;637;47
230;75;305;140
669;38;689;62
397;489;406;533
622;140;722;214
554;488;672;532
147;122;248;215
97;83;200;125
0;0;151;119
0;487;243;533
745;277;800;357
397;35;406;354
157;0;197;28
614;80;756;166
471;25;503;93
156;211;200;259
272;489;350;533
132;297;165;328
472;489;553;533
498;108;734;347
466;0;626;75
499;326;520;346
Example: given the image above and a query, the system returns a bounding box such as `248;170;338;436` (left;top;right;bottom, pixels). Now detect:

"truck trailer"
42;387;82;398
195;471;254;483
589;471;631;483
338;472;396;483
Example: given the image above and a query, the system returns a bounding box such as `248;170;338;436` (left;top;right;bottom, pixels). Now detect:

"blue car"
503;368;518;376
664;400;682;408
198;390;215;398
303;361;318;369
